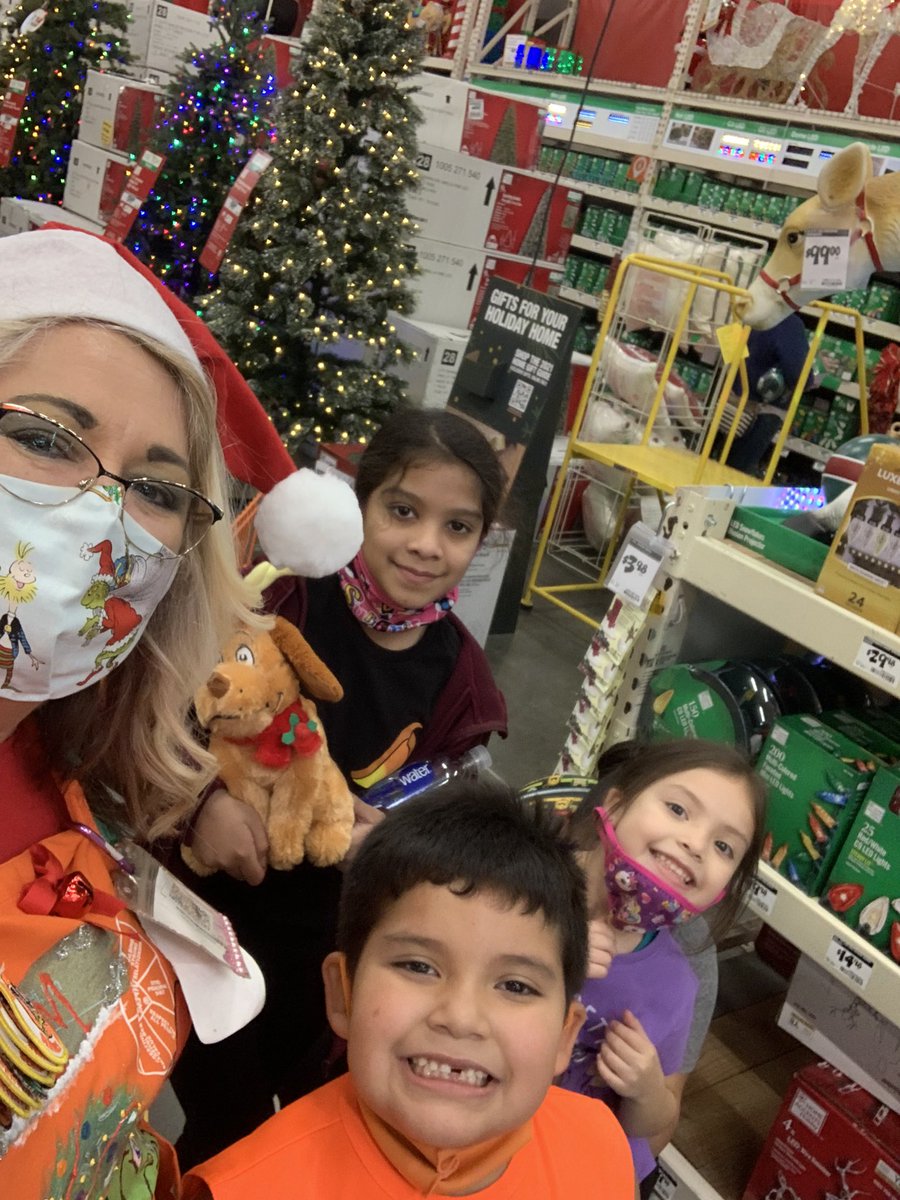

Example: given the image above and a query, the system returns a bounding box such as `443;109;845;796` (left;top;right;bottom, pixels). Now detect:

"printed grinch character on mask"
77;540;147;687
0;540;44;688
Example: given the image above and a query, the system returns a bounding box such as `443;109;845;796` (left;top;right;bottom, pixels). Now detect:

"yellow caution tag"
716;323;749;365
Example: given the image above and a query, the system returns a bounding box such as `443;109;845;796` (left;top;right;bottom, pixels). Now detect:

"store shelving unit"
457;0;900;450
601;483;900;1200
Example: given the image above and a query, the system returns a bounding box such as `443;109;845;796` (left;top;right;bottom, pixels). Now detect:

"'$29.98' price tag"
853;637;899;691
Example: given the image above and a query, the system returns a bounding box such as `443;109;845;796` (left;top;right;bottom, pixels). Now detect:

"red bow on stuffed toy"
226;700;324;770
19;844;126;920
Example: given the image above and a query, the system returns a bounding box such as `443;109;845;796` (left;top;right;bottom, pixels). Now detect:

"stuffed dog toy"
186;616;355;872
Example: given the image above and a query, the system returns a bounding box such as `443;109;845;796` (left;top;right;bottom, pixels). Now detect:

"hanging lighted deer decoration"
734;142;900;329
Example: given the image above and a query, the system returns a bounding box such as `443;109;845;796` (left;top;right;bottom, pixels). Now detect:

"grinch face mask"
595;807;722;931
0;476;179;701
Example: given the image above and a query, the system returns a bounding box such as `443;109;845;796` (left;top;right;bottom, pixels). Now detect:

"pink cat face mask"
595;806;724;931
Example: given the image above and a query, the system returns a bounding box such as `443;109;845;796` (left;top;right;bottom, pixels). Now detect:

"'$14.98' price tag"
824;934;873;990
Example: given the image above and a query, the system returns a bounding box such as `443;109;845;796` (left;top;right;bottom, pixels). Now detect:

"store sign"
199;149;273;273
800;229;850;290
0;79;27;169
104;148;165;242
448;279;579;489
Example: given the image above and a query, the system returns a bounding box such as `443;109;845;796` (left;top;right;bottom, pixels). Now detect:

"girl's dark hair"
568;739;767;941
355;407;506;535
338;778;588;1003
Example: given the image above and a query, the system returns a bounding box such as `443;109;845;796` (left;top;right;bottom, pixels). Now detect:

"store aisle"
485;580;611;787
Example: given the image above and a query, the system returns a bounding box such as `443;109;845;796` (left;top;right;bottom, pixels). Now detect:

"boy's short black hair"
338;778;588;1003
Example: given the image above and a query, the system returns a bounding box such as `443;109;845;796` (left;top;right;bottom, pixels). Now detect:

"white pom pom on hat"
255;469;362;577
0;226;363;577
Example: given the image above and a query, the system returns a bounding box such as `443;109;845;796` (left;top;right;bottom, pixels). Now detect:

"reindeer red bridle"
757;189;884;311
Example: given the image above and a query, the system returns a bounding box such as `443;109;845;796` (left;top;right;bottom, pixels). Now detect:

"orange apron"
0;780;187;1199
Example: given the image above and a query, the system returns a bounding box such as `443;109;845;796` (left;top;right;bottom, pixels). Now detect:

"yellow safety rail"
521;254;869;628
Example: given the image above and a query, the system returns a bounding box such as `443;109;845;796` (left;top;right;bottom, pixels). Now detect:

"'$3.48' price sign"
607;542;661;608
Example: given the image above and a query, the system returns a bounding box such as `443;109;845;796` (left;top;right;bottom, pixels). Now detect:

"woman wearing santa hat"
0;226;361;1200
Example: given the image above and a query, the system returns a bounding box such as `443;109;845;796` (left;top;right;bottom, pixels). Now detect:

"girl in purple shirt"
559;739;767;1189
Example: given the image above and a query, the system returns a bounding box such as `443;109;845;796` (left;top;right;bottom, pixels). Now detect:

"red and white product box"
778;954;900;1115
411;237;564;329
124;0;218;82
315;443;364;484
78;70;166;156
411;145;580;264
62;139;132;226
388;313;469;408
0;197;105;237
410;73;469;151
461;89;544;171
743;1062;900;1200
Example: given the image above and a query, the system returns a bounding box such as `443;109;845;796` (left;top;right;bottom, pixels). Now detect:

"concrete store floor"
156;576;801;1194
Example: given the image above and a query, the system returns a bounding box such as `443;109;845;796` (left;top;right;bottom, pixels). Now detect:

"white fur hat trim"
0;229;202;376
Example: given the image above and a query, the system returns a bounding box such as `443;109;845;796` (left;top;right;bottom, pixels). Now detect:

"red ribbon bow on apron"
19;843;125;920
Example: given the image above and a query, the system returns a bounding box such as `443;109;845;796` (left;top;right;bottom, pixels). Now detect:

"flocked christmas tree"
202;0;424;450
129;0;279;300
0;0;130;202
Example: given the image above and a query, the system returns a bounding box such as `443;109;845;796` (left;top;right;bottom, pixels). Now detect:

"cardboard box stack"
55;0;224;232
121;0;218;86
743;1061;900;1200
62;138;133;227
779;954;900;1109
396;74;578;406
0;197;106;236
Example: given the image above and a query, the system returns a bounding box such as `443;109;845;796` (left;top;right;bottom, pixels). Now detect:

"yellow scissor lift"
522;253;870;628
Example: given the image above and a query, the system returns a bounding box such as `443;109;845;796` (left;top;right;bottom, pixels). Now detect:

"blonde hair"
0;317;264;839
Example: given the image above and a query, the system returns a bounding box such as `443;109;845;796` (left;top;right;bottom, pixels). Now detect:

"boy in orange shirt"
182;781;636;1198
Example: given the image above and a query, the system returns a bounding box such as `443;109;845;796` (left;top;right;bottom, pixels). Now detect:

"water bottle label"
366;761;438;809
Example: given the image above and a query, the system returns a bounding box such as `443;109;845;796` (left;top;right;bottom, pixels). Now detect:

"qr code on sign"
509;379;534;414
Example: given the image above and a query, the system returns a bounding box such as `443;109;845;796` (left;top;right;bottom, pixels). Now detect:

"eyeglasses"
0;403;224;556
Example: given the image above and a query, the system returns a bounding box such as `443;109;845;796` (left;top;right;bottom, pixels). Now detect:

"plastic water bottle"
364;745;493;811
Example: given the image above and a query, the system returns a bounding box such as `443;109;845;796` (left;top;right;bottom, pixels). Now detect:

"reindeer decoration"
735;141;900;329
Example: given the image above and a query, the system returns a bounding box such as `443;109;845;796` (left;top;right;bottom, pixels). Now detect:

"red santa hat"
0;225;362;577
83;540;118;581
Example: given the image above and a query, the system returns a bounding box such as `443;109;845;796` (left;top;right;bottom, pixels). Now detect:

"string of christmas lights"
202;0;426;450
0;0;130;202
129;0;277;299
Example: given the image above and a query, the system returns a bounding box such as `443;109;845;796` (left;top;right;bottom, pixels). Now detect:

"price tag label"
824;934;874;990
606;542;661;607
652;1165;677;1200
800;229;850;290
853;636;899;691
748;875;777;917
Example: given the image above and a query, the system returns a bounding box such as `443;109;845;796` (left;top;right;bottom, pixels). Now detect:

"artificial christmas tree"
202;0;424;449
0;0;130;202
129;0;279;300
